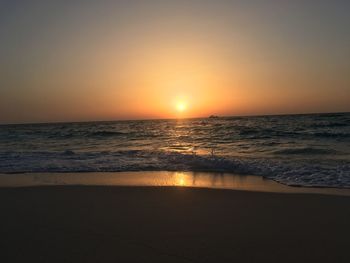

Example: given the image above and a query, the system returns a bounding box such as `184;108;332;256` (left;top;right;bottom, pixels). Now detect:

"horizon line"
1;110;349;126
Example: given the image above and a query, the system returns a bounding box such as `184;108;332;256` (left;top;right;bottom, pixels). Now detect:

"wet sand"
0;184;349;262
1;171;349;196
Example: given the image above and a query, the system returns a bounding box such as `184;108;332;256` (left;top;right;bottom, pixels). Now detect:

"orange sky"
1;1;349;124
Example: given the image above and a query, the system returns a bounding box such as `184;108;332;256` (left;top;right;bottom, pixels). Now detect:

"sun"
176;102;187;112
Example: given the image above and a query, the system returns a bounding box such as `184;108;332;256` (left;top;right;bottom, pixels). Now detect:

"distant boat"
209;115;219;119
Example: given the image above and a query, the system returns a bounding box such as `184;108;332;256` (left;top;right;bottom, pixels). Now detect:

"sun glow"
176;102;187;112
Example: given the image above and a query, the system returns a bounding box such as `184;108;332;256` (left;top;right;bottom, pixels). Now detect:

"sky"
0;0;349;124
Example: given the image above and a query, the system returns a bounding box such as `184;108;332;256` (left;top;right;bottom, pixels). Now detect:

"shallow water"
1;172;349;196
0;113;349;188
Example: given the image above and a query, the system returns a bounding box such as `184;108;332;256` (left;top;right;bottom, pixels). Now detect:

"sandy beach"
1;182;349;262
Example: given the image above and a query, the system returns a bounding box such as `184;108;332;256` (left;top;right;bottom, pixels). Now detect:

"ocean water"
0;113;349;188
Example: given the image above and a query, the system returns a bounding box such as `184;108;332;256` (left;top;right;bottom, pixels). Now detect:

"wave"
235;127;298;139
0;150;349;188
311;132;350;138
90;131;126;137
238;129;350;140
310;122;349;128
237;129;350;140
274;147;336;155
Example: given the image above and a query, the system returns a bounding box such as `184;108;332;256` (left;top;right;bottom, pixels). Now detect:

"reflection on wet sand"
0;171;350;196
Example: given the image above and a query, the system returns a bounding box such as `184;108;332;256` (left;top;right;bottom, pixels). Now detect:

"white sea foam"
0;150;349;188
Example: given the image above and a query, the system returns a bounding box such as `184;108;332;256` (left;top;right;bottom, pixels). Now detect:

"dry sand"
0;185;349;263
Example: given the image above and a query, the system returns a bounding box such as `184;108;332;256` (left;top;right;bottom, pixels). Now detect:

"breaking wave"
0;150;349;188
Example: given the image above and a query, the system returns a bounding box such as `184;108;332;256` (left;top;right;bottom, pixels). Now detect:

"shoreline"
1;171;350;196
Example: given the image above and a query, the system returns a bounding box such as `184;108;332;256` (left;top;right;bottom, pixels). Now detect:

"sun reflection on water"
175;172;187;186
0;172;349;196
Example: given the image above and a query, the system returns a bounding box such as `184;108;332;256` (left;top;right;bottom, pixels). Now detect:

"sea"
0;112;349;188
